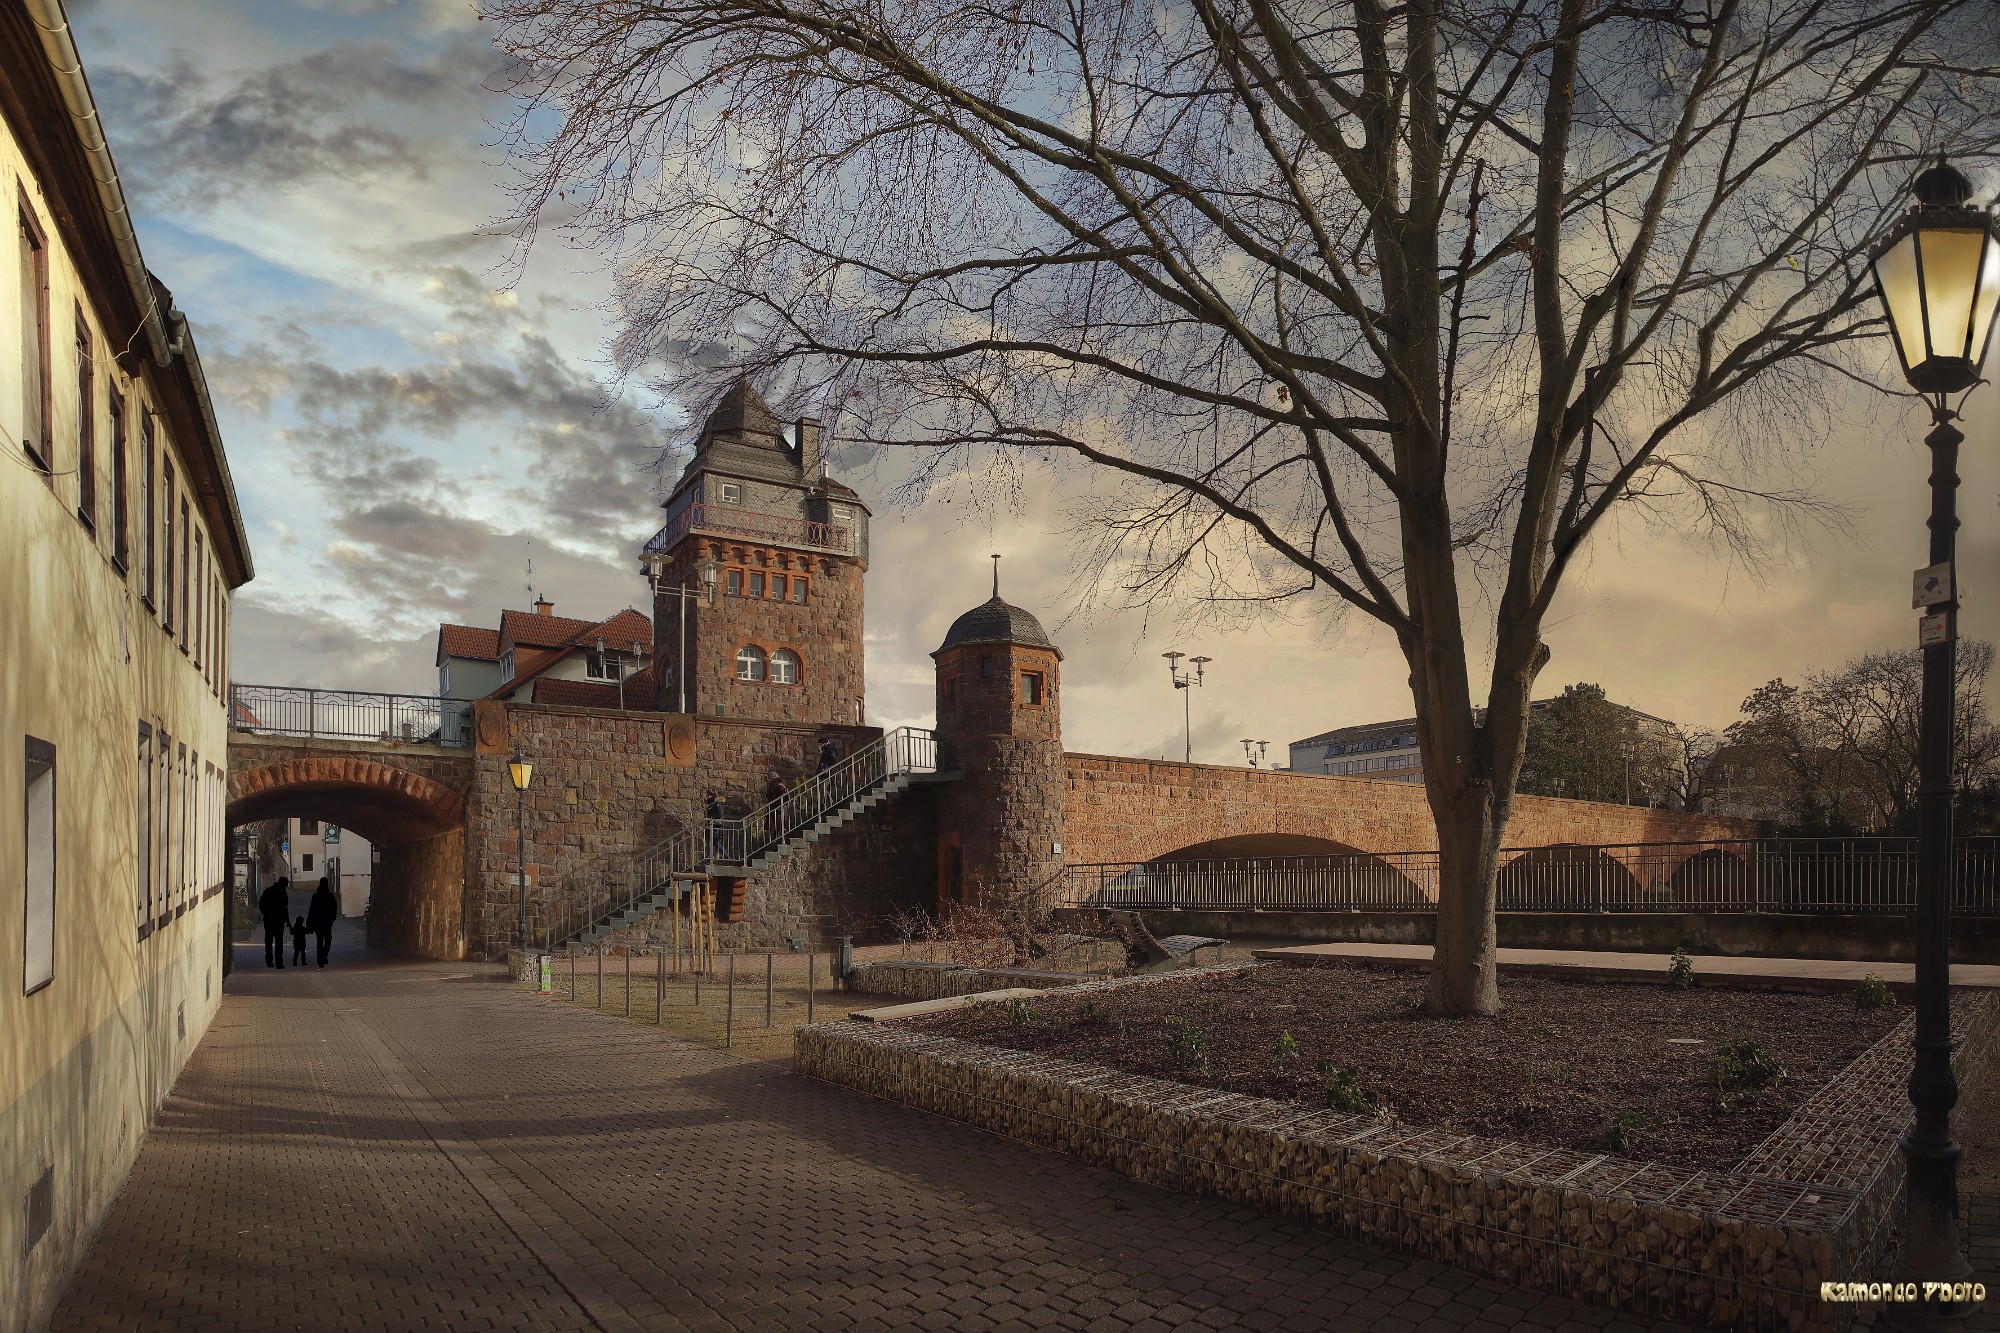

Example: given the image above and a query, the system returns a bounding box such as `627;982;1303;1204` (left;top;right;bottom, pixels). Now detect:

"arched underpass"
227;742;473;959
1095;833;1431;911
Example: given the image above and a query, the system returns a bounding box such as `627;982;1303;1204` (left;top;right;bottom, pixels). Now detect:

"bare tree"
1724;641;1999;833
481;0;1999;1014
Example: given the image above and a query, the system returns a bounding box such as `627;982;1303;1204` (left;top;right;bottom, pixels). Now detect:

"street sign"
1919;613;1950;648
1914;563;1953;608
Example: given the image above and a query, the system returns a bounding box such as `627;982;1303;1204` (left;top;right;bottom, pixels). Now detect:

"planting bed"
910;959;1905;1171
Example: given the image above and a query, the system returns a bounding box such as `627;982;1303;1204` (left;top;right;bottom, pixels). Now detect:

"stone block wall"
464;701;898;958
653;538;866;726
368;827;464;959
847;961;1092;1001
935;641;1065;909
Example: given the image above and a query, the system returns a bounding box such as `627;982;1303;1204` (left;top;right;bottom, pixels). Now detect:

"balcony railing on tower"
642;501;851;560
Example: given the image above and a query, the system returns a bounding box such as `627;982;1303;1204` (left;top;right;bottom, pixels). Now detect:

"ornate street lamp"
1868;157;1999;1323
507;752;534;952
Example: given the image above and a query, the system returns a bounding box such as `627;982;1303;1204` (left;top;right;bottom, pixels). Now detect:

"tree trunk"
1424;787;1505;1016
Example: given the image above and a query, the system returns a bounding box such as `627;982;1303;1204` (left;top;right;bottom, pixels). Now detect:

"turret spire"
991;553;1001;598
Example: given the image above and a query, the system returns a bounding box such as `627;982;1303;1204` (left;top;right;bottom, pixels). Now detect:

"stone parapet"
797;968;1998;1332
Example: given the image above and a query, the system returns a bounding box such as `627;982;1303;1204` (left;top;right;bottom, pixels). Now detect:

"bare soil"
911;960;1906;1171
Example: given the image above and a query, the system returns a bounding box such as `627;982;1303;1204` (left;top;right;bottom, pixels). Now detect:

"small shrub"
1666;948;1694;988
1163;1017;1212;1075
1319;1061;1377;1116
1854;974;1898;1012
962;996;995;1016
1004;997;1038;1025
1599;1109;1647;1153
1078;1001;1106;1025
1713;1033;1786;1110
1274;1030;1301;1062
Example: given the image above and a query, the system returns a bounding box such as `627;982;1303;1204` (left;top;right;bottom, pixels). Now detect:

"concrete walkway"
1253;941;2000;990
42;927;1996;1333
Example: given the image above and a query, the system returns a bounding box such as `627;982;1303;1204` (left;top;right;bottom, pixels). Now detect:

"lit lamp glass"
507;752;533;792
1870;161;2000;396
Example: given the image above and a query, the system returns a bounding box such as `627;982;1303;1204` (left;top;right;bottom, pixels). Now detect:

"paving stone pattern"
45;929;1998;1333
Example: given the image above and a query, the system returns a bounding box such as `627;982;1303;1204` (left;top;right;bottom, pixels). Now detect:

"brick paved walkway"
45;929;1994;1332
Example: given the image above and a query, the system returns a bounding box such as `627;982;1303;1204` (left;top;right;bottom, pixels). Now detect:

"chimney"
797;416;822;484
534;596;554;617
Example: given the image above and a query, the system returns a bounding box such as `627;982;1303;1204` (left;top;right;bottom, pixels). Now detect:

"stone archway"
1093;833;1432;910
227;742;474;959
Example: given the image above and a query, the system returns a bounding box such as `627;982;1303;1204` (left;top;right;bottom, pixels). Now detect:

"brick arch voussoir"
227;755;465;828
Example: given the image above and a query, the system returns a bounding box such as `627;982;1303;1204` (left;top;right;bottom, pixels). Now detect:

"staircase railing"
531;726;939;951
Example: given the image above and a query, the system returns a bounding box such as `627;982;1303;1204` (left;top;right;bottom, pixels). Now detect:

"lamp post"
645;554;722;714
507;751;533;951
1241;739;1269;768
1867;157;1999;1324
1163;652;1210;763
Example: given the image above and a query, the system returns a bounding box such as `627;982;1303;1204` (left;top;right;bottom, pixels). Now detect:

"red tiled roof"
437;623;500;664
499;608;599;649
578;607;653;649
532;668;659;711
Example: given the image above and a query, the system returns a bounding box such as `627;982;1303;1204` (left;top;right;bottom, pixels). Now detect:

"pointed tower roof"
702;379;784;442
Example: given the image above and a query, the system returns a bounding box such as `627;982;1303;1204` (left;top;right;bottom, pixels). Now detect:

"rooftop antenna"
523;543;536;600
991;553;1001;598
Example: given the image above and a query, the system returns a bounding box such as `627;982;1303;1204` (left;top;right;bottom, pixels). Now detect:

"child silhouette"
290;915;309;967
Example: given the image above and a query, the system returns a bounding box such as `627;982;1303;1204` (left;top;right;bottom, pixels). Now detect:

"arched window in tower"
735;645;766;682
770;649;800;685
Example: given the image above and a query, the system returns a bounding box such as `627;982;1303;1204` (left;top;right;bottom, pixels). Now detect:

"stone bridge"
1061;754;1764;895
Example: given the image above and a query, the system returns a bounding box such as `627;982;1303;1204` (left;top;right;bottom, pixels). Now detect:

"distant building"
1292;697;1677;790
435;600;655;710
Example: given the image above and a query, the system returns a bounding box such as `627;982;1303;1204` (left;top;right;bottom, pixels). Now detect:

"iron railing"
1058;837;2000;916
644;501;851;559
229;684;474;748
531;726;939;949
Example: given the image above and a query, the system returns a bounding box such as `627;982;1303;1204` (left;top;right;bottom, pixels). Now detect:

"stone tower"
643;381;870;724
931;563;1065;914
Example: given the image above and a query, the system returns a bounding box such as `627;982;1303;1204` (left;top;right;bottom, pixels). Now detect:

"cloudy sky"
68;0;2000;766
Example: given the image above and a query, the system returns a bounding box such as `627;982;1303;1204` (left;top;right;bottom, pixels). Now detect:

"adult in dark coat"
306;877;340;967
258;877;292;968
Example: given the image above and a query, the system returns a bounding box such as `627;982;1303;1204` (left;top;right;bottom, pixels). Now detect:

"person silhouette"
289;915;309;967
258;876;292;968
306;877;340;967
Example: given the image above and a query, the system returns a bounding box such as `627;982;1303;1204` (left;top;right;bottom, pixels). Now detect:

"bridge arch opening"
1497;845;1647;911
228;754;468;960
1123;834;1430;910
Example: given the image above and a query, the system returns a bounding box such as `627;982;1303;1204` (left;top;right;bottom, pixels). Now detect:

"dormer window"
585;650;622;680
499;649;516;682
718;481;743;504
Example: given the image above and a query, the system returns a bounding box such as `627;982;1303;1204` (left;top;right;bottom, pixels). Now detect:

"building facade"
645;383;870;726
0;5;252;1327
1292;697;1678;792
438;600;654;710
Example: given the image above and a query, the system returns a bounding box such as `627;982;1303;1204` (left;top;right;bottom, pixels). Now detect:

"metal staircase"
536;726;946;952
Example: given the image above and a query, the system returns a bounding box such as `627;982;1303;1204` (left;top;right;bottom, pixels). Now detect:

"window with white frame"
735;645;767;681
717;481;743;504
770;649;800;685
498;649;515;682
585;650;622;680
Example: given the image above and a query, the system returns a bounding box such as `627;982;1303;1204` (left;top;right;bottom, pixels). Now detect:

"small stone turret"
931;559;1064;914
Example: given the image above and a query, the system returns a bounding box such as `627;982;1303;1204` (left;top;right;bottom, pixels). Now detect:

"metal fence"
229;684;474;748
1057;837;2000;916
531;726;939;949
